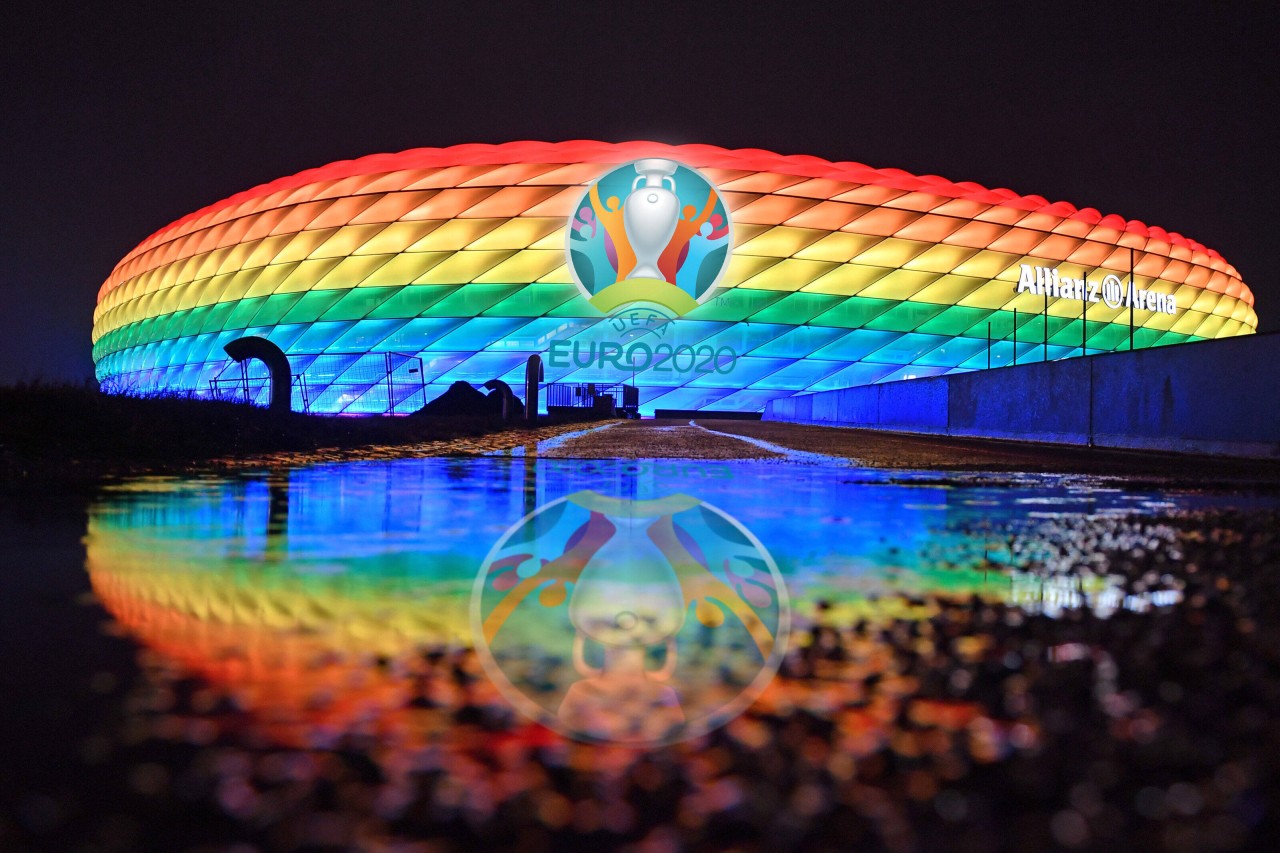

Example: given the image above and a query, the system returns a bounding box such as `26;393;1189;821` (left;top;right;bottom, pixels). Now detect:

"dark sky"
2;1;1275;383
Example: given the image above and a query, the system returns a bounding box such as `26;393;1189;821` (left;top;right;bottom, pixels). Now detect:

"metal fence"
209;352;426;415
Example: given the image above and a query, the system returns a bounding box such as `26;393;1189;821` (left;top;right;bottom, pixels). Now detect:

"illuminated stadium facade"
91;141;1258;415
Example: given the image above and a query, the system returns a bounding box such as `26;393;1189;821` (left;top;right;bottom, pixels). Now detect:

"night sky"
2;2;1275;383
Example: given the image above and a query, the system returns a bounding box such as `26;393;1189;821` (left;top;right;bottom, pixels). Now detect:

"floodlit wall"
91;141;1258;415
764;333;1280;458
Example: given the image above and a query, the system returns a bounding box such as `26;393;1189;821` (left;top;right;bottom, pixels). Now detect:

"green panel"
685;288;788;322
279;290;348;324
746;292;844;324
422;284;524;317
863;301;949;332
199;301;236;335
155;310;189;343
482;283;579;317
918;306;995;337
367;285;458;319
179;305;212;338
546;294;597;318
810;296;898;329
1133;327;1164;349
224;296;268;330
1088;323;1132;351
247;293;305;327
319;286;402;322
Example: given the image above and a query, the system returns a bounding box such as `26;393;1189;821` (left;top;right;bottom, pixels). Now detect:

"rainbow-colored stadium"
91;141;1257;415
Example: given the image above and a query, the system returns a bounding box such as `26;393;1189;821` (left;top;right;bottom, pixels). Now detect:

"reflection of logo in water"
566;159;733;318
470;491;788;746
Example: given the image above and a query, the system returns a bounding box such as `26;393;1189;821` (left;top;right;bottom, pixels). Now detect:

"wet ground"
4;422;1280;852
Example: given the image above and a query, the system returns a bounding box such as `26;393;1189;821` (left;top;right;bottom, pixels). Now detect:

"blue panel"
706;388;795;412
876;365;952;383
645;387;734;412
809;361;900;391
685;356;792;388
287;321;356;353
373;317;467;352
424;317;529;351
863;332;949;365
437;352;532;382
913;336;989;368
747;358;847;390
485;317;599;350
748;324;848;358
692;322;789;353
327;319;410;352
264;324;309;352
811;329;903;361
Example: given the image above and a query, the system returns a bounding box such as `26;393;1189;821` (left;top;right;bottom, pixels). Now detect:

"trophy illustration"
623;159;680;281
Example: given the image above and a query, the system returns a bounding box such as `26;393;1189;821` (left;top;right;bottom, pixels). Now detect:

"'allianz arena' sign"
1016;264;1179;315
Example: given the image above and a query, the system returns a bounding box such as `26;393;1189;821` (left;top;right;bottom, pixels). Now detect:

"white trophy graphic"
623;159;680;281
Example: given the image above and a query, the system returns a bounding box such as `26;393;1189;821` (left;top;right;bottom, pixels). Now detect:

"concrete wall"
764;333;1280;458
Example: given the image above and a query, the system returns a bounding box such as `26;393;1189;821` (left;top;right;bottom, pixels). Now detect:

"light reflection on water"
53;457;1280;850
86;459;1260;639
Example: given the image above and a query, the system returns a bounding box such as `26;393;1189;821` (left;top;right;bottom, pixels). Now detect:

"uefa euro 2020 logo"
470;492;789;746
566;159;733;319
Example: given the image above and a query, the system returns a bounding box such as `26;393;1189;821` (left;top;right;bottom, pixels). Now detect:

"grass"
0;382;508;488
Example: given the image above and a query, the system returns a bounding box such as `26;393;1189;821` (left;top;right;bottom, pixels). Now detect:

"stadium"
91;141;1257;415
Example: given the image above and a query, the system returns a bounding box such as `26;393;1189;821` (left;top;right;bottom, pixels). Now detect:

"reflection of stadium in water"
86;458;1216;745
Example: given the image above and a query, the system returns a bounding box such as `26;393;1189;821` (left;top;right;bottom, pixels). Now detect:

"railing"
545;382;639;415
208;352;426;415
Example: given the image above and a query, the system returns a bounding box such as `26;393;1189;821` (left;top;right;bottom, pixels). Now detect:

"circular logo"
1101;274;1125;309
566;159;733;318
470;491;789;746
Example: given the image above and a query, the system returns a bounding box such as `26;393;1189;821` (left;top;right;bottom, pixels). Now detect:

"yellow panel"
474;250;565;283
414;250;516;284
353;221;442;256
408;219;505;252
1142;308;1178;332
738;258;839;292
241;234;296;270
192;246;233;281
274;258;344;294
358;252;452;287
197;272;237;307
467;218;563;250
1189;289;1221;314
957;279;1025;310
216;241;259;275
531;225;570;250
858;269;939;300
851;238;930;269
904;274;984;305
1193;313;1227;338
902;244;979;274
175;277;212;311
312;255;395;290
801;264;889;296
720;255;780;287
309;224;389;259
273;228;339;264
793;232;883;262
734;226;828;259
244;262;298;299
951;251;1020;280
216;267;267;304
536;263;573;284
1170;309;1207;336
